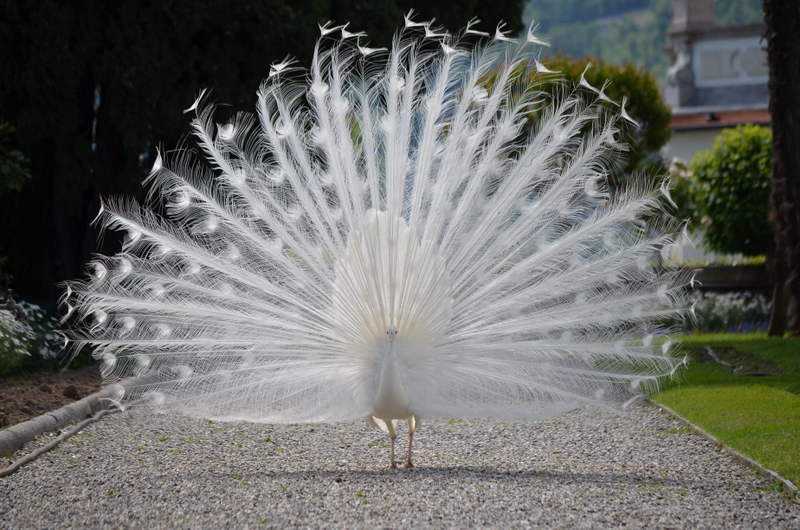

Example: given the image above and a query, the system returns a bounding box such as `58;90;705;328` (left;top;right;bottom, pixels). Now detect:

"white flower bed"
687;290;771;332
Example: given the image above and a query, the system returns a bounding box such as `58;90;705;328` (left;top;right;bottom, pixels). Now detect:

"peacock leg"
404;415;417;468
386;420;398;469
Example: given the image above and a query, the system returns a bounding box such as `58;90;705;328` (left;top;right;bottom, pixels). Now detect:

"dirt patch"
0;366;101;427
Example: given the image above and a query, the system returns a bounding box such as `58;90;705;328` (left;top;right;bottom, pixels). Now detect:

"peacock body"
66;15;688;468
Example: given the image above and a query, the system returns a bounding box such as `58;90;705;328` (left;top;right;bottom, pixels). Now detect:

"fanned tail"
65;19;690;423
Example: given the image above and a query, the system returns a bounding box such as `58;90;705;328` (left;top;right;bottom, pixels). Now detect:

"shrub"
0;121;31;193
483;55;673;189
0;294;63;376
677;125;773;256
538;55;673;180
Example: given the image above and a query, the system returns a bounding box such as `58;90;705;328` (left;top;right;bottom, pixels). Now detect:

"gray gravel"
1;404;798;528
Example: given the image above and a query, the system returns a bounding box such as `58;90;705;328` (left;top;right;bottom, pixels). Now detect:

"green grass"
679;333;800;371
654;333;800;486
663;333;800;394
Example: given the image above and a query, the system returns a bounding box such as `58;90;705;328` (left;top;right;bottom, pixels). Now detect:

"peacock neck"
371;335;411;420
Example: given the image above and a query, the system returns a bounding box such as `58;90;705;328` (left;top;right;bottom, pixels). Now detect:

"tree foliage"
0;122;31;287
537;55;672;184
714;0;764;26
0;122;30;194
677;125;773;256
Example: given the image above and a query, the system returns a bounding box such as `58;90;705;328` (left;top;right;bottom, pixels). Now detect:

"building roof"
665;0;769;131
670;107;770;131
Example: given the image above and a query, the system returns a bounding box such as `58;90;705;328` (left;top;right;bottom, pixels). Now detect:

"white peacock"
65;14;688;469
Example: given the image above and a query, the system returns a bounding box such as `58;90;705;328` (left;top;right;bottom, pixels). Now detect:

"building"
663;0;769;165
662;0;770;263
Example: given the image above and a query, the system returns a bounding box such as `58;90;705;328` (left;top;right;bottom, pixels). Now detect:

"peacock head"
385;324;398;342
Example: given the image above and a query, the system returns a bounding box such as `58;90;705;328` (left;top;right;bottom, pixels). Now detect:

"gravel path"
1;404;798;528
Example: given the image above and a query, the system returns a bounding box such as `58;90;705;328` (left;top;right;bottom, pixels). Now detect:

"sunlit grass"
654;333;800;486
665;333;800;394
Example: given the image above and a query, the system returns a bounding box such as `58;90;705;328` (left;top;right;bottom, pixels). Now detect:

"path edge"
0;386;115;457
649;398;799;498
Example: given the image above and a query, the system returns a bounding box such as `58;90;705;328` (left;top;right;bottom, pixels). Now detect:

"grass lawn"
655;333;800;487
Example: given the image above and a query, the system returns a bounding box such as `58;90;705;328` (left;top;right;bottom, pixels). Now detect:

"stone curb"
650;399;799;498
0;385;115;457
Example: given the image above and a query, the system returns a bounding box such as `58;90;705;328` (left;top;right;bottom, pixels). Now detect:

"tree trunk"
763;0;800;336
767;253;787;335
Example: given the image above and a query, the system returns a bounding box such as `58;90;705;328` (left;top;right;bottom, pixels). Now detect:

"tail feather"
65;20;689;423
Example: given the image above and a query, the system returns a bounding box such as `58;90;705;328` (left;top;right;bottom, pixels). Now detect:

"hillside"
523;0;763;83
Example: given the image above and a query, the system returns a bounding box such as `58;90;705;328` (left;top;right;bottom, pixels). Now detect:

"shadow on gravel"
197;467;735;490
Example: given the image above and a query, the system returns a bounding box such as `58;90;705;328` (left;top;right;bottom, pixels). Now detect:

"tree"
0;121;31;289
538;55;673;185
678;125;773;257
763;0;800;336
0;122;30;194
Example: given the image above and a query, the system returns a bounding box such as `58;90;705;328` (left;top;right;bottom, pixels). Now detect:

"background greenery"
524;0;763;81
672;125;773;257
537;55;672;182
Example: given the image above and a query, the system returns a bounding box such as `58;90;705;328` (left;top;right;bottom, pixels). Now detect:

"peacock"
64;14;689;469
